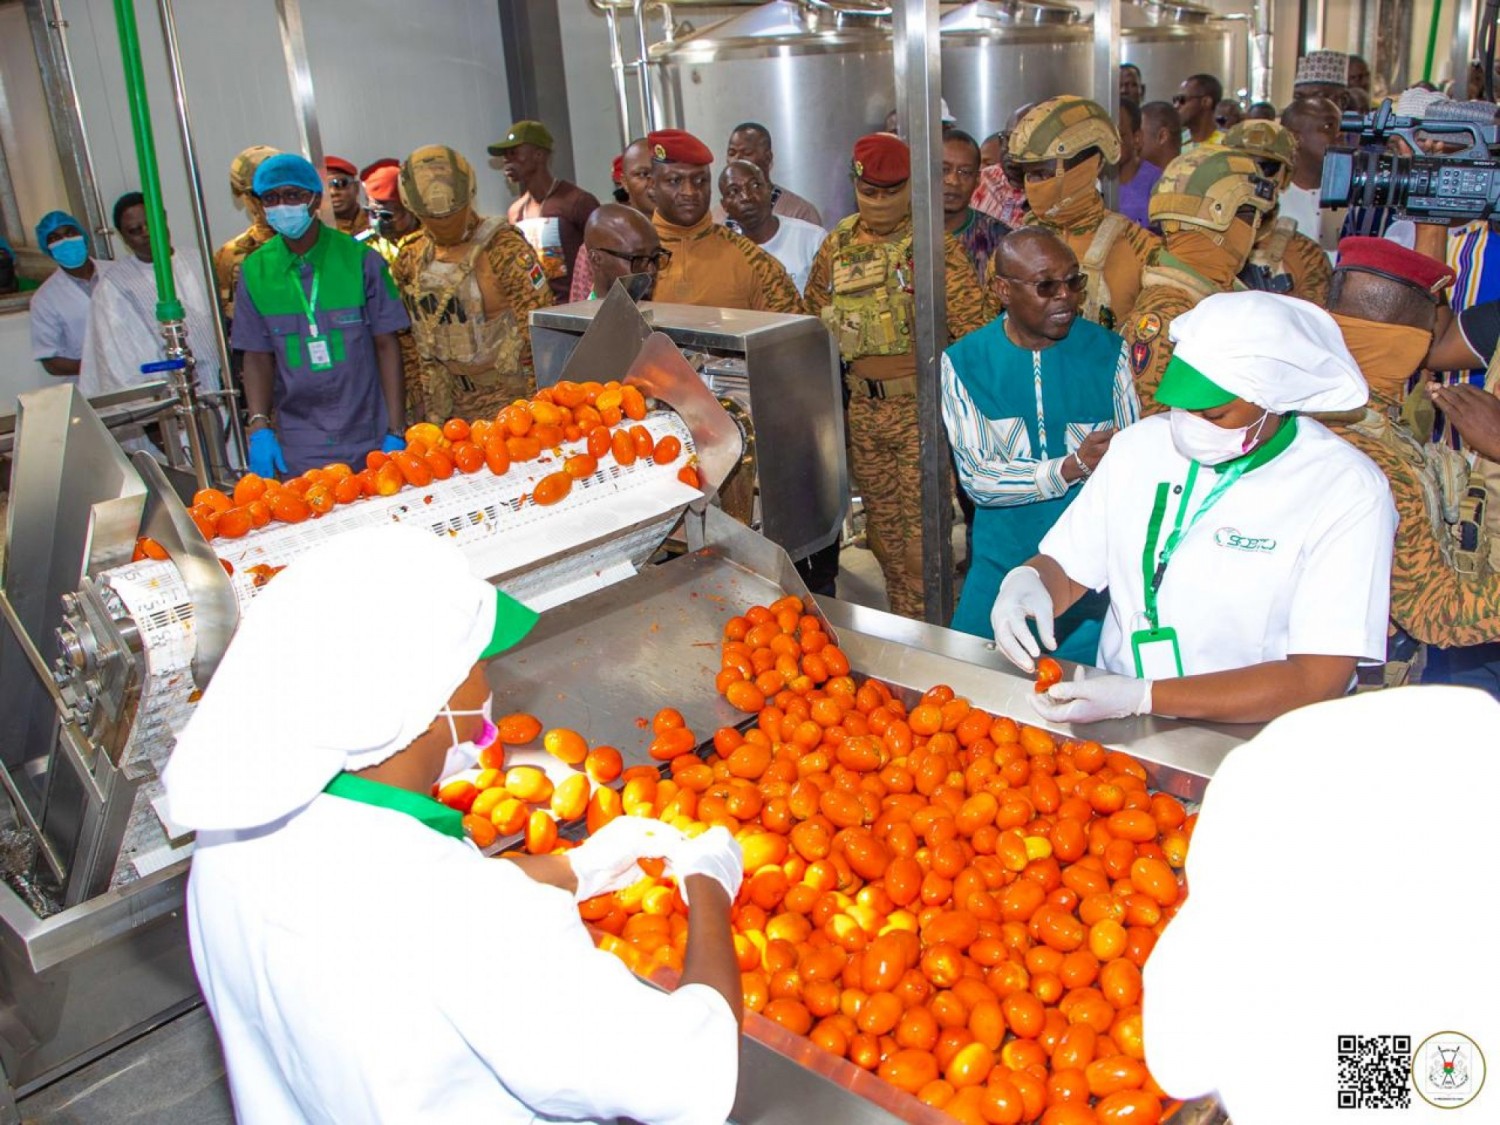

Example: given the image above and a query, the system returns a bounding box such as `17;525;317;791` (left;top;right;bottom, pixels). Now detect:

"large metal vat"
1120;1;1244;103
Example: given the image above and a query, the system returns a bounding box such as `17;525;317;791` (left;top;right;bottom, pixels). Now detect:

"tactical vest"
1079;213;1129;328
819;218;915;361
1140;252;1237;305
1240;217;1297;295
406;216;524;377
1348;406;1492;580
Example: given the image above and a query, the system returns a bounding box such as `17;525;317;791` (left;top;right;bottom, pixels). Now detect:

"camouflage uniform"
213;145;279;322
1225;120;1333;307
1124;147;1277;412
804;216;987;619
1010;97;1159;332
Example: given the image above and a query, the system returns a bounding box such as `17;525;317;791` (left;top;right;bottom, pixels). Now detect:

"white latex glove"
1031;666;1153;724
990;566;1057;673
569;815;687;902
662;825;744;906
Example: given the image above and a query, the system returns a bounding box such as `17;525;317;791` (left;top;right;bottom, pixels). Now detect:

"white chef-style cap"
163;525;537;832
1158;290;1369;414
1143;687;1500;1124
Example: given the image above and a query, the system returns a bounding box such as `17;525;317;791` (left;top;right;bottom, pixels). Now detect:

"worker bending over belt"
992;290;1397;724
164;526;743;1123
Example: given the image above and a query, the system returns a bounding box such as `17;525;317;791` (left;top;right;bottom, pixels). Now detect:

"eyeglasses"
593;246;672;272
370;209;395;223
999;272;1087;298
259;188;315;206
1171;93;1205;106
327;177;353;189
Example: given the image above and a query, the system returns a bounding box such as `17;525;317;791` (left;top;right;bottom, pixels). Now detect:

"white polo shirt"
188;790;739;1124
1040;413;1396;677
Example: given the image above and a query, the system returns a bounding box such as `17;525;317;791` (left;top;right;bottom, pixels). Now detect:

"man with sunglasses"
1008;96;1159;333
1173;75;1225;150
357;165;423;267
324;156;369;238
942;228;1138;660
233;153;409;477
583;203;667;299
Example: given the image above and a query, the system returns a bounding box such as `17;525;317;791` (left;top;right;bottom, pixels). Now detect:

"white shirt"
1040;413;1396;676
29;261;103;367
79;253;222;397
756;215;826;293
188;791;738;1125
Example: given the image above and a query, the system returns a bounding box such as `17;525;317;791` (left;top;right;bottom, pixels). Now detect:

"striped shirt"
940;336;1139;505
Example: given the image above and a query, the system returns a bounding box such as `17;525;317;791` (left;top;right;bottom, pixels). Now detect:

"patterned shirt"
950;208;1010;289
971;166;1028;229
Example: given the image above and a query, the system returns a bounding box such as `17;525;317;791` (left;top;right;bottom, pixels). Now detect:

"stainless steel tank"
939;1;1093;143
1120;1;1244;104
649;1;894;226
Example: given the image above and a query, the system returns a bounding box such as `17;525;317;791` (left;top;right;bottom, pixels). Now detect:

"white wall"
0;2;71;251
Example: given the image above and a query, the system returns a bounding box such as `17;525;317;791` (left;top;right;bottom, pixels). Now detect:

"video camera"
1320;98;1500;222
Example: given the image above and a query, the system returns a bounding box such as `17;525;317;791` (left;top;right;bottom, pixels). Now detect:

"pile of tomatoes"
563;595;1191;1125
183;380;696;543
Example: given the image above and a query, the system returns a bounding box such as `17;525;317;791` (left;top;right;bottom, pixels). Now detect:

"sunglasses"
1000;272;1088;298
593;246;673;272
1171;94;1206;106
327;177;353;189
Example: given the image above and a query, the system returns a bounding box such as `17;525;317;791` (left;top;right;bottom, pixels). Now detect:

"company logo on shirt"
1213;527;1278;552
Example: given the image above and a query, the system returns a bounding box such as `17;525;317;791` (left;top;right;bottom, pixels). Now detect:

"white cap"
163;525;536;832
1166;291;1369;413
1143;687;1500;1123
940;98;956;125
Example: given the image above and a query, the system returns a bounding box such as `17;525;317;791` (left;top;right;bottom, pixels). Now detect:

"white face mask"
1168;407;1271;466
438;693;498;780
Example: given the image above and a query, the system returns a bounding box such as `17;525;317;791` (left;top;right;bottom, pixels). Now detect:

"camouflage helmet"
1223;120;1299;192
1009;96;1122;167
229;145;279;198
1149;145;1277;232
399;145;477;218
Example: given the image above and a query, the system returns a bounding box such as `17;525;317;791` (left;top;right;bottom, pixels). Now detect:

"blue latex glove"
381;432;406;454
247;427;287;478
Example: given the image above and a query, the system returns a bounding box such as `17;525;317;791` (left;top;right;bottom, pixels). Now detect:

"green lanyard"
323;772;466;840
290;260;321;337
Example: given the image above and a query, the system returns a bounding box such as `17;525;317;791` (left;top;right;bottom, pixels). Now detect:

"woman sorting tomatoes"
163;526;744;1123
990;291;1397;724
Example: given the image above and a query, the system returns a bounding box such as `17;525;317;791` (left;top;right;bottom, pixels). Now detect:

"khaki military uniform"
653;214;804;314
213;225;276;322
1027;204;1158;333
1240;217;1333;307
359;227;426;420
391;217;554;423
804;215;987;619
336;211;370;238
1124;251;1238;414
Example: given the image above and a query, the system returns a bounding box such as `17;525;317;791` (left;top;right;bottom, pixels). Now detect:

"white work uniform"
1040;413;1396;676
29;262;103;371
189;791;739;1125
758;215;826;293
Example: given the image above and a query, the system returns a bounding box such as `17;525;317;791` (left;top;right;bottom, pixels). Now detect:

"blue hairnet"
252;153;323;196
35;210;84;248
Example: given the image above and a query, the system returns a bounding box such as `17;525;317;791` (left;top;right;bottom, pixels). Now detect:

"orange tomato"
551;774;590;821
649;727;697;761
216;507;253;539
525;809;558;854
653;435;683;464
611;429;637;467
543;728;588;765
496;713;542;744
1093;1090;1161;1125
267;492;309;524
878;1049;939;1094
1034;656;1063;693
585;745;623;784
533;472;573;506
621;384;648;420
193;487;233;514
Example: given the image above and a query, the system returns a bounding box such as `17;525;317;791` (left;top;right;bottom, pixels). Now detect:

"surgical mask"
855;183;912;236
1023;155;1103;225
1329;313;1432;405
265;203;315;240
438;693;499;780
1169;407;1272;465
48;237;88;270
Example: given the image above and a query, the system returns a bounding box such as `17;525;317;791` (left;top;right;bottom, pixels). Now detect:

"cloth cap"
489;120;554;155
1422;96;1500;126
400;145;477;218
1335;234;1455;295
647;128;713;166
1394;85;1444;118
229;145;279;197
1142;688;1500;1124
1293;48;1349;87
360;157;400;180
363;166;402;204
940;98;956;125
253;153;324;197
35;210;84;249
1161;290;1368;412
324;155;358;178
162;526;537;832
851;132;911;187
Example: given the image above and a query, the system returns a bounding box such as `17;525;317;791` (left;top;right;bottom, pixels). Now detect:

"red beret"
1336;236;1455;296
611;155;624;185
324;156;358;178
363;166;401;203
360;158;399;180
647;129;713;166
851;133;910;188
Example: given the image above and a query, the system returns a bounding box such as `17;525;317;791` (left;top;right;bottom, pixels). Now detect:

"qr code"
1338;1034;1412;1109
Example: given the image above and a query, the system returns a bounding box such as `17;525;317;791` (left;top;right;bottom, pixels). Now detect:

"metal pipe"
594;0;634;146
1093;0;1119;210
274;0;326;174
893;0;953;625
1425;0;1445;81
155;0;245;475
633;0;658;132
1250;0;1273;103
32;0;112;258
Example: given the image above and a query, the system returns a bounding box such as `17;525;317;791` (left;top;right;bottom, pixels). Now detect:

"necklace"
525;177;560;219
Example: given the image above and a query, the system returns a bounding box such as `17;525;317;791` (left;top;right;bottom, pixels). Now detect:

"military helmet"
1223;120;1299;192
399;145;476;218
1009;96;1122;167
229;145;279;198
1149;145;1277;232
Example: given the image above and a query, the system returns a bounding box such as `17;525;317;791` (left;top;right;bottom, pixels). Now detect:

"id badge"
306;335;333;371
1131;626;1184;680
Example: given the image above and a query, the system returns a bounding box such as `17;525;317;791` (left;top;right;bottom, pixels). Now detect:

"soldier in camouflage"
1009;96;1159;332
214;145;279;325
1123;146;1277;412
804;133;988;621
390;145;554;423
1224;120;1332;306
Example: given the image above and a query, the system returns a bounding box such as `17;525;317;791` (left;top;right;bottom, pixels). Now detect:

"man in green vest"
233;153;411;477
941;228;1140;661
